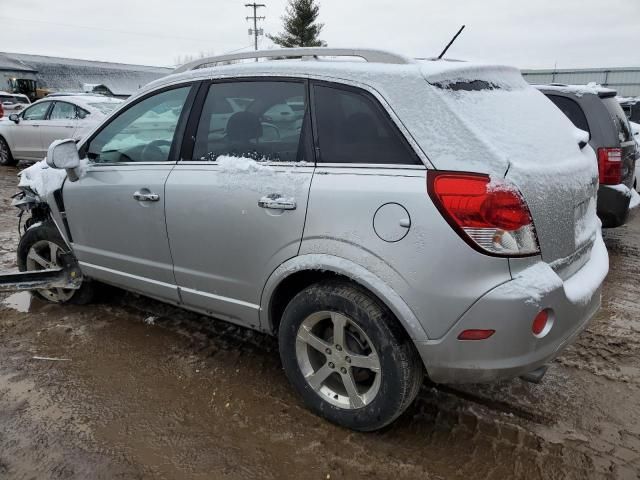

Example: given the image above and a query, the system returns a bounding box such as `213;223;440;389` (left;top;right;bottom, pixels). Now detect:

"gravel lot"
0;164;639;480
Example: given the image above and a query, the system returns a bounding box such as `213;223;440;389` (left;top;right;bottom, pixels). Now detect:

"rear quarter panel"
299;166;512;340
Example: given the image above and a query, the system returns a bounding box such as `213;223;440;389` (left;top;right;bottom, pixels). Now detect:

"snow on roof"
0;52;171;96
534;82;617;97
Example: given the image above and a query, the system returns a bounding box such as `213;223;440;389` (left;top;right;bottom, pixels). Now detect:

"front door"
63;85;195;302
165;79;314;326
12;100;51;160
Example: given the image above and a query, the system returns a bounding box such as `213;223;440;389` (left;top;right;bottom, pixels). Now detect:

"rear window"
602;97;632;143
88;102;120;115
546;95;590;134
0;95;16;103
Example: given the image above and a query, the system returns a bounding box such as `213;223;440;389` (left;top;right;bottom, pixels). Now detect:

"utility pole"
245;3;266;60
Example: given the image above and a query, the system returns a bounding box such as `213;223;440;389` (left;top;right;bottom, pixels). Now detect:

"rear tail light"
0;103;4;119
597;148;622;185
428;171;540;257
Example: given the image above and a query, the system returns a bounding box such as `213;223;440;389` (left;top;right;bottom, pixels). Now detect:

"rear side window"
313;84;420;165
192;81;308;163
50;102;77;120
602;97;632;143
546;95;590;134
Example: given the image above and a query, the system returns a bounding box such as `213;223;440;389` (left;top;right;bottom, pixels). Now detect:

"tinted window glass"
87;87;190;163
313;85;420;165
22;102;51;121
602;97;632;143
546;95;590;134
192;81;307;162
50;102;77;120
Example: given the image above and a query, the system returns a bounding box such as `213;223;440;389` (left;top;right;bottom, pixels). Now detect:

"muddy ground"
0;164;639;480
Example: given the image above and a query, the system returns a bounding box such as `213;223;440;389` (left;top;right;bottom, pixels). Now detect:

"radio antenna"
437;25;466;60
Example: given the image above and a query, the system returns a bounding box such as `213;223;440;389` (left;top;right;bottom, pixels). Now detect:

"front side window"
50;102;77;120
192;81;308;163
86;86;190;163
313;84;420;165
22;102;51;121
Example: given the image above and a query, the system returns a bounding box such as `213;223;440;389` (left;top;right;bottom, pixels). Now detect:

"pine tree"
268;0;326;48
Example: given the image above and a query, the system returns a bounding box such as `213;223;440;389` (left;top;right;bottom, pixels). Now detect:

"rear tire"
0;136;18;167
278;281;423;431
17;221;95;304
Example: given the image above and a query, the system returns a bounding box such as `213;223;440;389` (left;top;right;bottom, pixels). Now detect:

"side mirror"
8;113;20;123
46;139;81;182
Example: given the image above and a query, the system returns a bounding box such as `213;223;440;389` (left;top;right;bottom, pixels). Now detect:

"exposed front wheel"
0;136;18;167
278;281;423;431
17;221;95;304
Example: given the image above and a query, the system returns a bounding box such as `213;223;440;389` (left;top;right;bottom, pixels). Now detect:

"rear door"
164;79;314;327
41;101;80;151
12;101;52;160
63;84;196;301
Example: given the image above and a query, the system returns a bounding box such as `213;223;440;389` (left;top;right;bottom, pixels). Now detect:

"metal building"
0;52;171;100
521;67;640;97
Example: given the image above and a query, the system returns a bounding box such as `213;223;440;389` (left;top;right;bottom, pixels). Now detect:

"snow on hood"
18;160;67;198
18;159;89;198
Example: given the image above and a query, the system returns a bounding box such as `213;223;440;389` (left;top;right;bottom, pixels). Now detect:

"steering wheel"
141;139;172;162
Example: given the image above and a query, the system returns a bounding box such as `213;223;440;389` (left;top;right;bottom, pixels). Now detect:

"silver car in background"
0;94;123;166
16;48;608;431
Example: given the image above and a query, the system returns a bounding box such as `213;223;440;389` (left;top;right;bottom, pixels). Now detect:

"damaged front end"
0;184;83;293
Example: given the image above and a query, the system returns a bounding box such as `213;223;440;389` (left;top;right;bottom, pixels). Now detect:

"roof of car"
32;95;123;114
139;54;524;102
534;83;617;98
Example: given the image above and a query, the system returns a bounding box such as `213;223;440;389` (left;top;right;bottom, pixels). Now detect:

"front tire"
0;136;18;167
17;221;95;304
278;281;423;431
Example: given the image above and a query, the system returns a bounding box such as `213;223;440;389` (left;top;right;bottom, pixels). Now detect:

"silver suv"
16;48;608;431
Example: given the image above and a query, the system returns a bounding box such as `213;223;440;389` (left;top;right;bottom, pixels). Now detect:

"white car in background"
0;91;31;115
0;95;123;166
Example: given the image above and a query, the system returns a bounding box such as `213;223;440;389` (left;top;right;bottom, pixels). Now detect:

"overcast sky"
1;0;638;69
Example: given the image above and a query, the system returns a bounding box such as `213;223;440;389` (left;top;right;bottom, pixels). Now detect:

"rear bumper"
416;232;607;384
598;184;631;227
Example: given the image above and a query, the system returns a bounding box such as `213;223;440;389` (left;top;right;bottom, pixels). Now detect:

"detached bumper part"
0;252;83;292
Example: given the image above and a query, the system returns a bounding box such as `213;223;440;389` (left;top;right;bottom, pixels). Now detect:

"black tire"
0;136;18;167
278;281;423;431
17;221;95;305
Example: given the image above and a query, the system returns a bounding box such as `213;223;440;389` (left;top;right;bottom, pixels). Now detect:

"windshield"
88;102;121;115
602;97;632;143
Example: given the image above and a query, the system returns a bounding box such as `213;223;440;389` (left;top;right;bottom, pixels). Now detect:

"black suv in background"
536;84;637;227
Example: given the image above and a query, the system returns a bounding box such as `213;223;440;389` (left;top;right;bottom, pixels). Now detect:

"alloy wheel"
295;310;382;409
25;240;74;303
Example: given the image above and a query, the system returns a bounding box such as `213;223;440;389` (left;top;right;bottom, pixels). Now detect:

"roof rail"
173;48;413;73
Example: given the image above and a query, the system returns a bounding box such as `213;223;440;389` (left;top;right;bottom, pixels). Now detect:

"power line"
244;3;266;60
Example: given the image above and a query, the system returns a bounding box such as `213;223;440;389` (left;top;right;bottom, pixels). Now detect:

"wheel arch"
260;254;430;342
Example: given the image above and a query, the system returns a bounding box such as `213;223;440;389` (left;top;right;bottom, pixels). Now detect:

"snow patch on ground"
630;189;640;209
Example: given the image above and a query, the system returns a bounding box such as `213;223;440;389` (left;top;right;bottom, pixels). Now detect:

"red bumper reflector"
457;329;495;341
532;310;550;336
